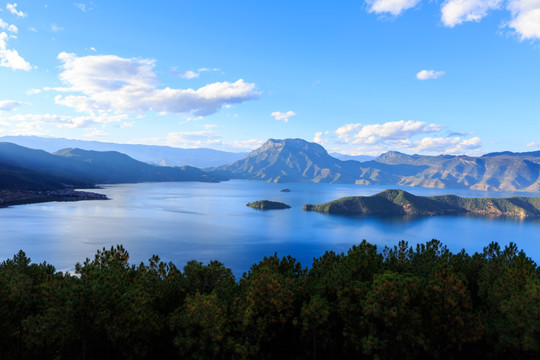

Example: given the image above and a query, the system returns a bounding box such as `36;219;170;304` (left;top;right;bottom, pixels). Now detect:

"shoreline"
0;189;109;208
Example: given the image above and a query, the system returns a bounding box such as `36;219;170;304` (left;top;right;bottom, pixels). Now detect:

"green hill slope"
0;142;225;191
303;189;540;218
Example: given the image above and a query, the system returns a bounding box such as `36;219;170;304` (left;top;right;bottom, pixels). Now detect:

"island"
0;189;108;208
246;200;291;210
302;189;540;218
279;188;291;192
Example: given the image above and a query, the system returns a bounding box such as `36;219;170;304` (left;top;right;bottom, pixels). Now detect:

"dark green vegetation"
246;200;291;210
213;138;540;191
303;189;540;218
0;189;108;208
0;240;538;359
0;142;225;191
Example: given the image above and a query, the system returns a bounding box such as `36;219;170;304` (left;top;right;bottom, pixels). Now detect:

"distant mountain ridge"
3;137;540;192
0;142;224;191
0;136;246;168
214;138;540;192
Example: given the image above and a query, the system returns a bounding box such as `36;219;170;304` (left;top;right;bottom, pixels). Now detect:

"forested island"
303;189;540;218
246;200;291;210
0;240;538;359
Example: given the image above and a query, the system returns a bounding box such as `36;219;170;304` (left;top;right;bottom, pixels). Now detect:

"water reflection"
0;180;538;278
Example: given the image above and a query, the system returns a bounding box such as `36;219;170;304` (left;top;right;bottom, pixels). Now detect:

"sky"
0;1;539;156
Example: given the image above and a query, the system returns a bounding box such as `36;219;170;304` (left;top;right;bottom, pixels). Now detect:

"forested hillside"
303;189;540;217
0;240;538;359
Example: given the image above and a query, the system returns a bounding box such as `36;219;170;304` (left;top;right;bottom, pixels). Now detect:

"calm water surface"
1;180;539;278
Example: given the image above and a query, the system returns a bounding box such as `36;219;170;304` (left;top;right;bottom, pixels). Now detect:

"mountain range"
0;142;224;191
213;138;540;192
2;137;540;193
0;136;246;168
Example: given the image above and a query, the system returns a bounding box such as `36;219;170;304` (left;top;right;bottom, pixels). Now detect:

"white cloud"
0;100;24;111
75;3;93;12
271;110;296;123
173;67;220;79
166;131;222;148
0;18;18;33
527;139;540;147
229;138;264;150
3;112;127;129
318;120;480;155
84;128;109;138
6;3;26;17
336;120;443;145
507;0;540;40
366;0;421;16
416;69;445;80
51;23;64;32
313;131;329;145
412;136;481;153
119;122;133;128
179;70;199;79
441;0;502;27
0;32;32;70
335;123;362;142
27;89;42;95
53;53;259;117
161;131;262;151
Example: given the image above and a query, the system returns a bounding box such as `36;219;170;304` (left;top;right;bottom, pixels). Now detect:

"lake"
1;180;539;278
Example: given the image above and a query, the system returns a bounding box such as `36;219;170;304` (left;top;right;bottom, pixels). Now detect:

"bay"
1;180;539;278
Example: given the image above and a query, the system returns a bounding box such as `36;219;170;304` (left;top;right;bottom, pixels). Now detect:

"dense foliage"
0;240;538;359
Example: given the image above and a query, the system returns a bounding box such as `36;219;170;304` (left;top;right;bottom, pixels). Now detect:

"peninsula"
303;189;540;218
0;189;108;208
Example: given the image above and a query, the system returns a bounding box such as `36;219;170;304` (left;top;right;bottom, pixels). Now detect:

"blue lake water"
1;180;539;278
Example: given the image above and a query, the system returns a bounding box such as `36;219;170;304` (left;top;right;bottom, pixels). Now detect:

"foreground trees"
0;240;538;360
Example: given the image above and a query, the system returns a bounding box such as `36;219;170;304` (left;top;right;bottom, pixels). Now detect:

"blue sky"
0;1;539;155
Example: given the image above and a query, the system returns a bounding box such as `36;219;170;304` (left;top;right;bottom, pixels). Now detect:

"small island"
303;189;540;218
246;200;291;210
279;188;291;192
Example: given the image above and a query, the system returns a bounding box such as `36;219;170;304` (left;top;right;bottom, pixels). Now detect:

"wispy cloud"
0;18;18;33
527;139;540;148
271;110;296;123
2;112;128;130
83;128;109;138
6;3;26;17
51;23;64;32
172;67;220;79
52;53;259;117
75;3;93;12
416;69;445;80
0;100;25;111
